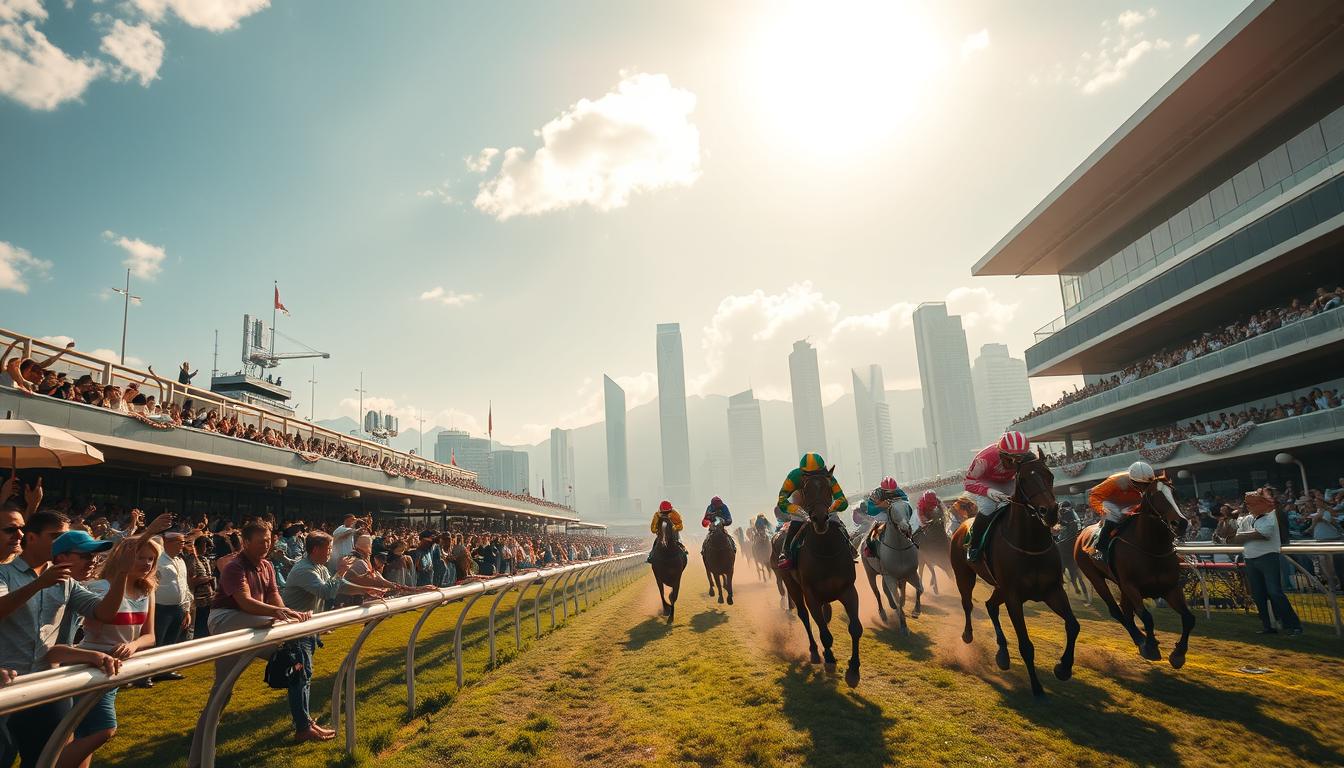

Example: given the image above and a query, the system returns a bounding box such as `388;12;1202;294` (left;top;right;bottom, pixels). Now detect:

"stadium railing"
1175;543;1344;636
0;552;644;768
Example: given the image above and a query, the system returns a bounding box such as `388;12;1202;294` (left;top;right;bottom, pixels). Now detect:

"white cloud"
100;20;163;86
960;29;989;58
0;0;104;110
1116;8;1156;30
473;72;701;221
945;286;1018;332
1184;33;1201;48
464;147;498;174
103;230;168;280
0;240;51;293
1082;39;1153;94
416;182;455;205
132;0;270;32
419;286;479;307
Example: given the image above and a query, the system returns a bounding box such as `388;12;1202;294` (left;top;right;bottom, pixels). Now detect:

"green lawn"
96;561;1344;767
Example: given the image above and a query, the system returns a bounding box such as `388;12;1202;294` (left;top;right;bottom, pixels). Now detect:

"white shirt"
329;525;358;568
1242;513;1281;559
154;550;192;609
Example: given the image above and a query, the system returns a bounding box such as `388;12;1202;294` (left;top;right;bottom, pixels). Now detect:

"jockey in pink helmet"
963;431;1034;562
853;476;909;558
916;490;942;529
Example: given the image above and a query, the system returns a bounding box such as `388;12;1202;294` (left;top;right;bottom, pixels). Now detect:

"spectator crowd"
1014;286;1344;424
0;473;638;765
1;339;577;515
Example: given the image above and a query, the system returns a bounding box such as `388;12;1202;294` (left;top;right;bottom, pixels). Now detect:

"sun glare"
747;1;944;157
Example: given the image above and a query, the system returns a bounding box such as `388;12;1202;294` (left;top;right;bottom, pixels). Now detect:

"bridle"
801;470;836;535
999;457;1058;557
1116;481;1181;559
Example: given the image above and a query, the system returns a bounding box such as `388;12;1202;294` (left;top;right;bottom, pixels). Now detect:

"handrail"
0;554;643;719
1175;543;1344;555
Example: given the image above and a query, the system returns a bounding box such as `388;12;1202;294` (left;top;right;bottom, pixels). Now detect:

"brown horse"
702;519;736;605
1074;479;1195;668
914;503;954;596
772;466;864;688
649;517;686;624
949;449;1079;697
748;527;772;583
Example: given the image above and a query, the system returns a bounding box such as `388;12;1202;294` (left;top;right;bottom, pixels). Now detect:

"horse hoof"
1169;651;1186;670
995;648;1010;670
717;596;725;604
727;595;734;605
809;652;821;664
961;631;973;645
823;662;837;675
845;668;860;688
911;609;921;619
1053;663;1072;681
1142;644;1161;662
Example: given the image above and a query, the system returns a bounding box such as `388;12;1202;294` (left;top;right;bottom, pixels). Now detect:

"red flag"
488;401;492;441
274;285;290;316
450;449;457;466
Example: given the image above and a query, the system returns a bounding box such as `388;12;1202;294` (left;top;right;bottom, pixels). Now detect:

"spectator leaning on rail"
1232;489;1303;636
0;510;166;768
147;529;194;684
188;522;311;766
280;531;381;743
183;535;215;639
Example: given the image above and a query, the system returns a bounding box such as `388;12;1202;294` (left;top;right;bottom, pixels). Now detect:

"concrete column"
1064;433;1074;458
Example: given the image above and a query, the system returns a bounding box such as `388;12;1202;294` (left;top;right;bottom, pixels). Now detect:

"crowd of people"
0;474;638;764
0;340;577;515
1014;286;1344;425
1041;384;1343;467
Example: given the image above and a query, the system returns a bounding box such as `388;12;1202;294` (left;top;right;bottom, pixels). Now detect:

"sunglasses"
0;526;25;535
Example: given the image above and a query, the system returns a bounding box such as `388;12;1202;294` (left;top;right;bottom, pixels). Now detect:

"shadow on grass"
870;623;933;662
777;662;895;768
1111;669;1344;765
623;617;672;651
690;609;728;634
986;674;1178;766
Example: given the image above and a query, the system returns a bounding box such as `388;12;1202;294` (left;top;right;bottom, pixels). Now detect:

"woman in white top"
48;536;160;768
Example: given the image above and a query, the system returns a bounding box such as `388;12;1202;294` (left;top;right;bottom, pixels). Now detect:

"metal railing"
1017;304;1344;437
1175;543;1344;637
0;553;644;768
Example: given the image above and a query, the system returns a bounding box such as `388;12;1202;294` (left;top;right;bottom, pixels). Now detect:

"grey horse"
860;498;923;636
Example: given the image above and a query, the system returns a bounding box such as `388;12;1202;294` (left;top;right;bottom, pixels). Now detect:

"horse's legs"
1081;563;1144;649
880;571;898;610
985;589;1010;670
1004;598;1044;697
926;562;939;596
787;579;820;663
1042;586;1080;681
954;562;977;644
1164;584;1196;670
667;572;681;625
1119;582;1160;661
656;578;670;617
865;562;888;623
840;586;863;688
805;593;837;670
885;574;907;636
910;568;924;619
725;568;734;606
706;563;715;597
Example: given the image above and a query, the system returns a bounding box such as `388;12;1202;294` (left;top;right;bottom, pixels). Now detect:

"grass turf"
94;560;1342;767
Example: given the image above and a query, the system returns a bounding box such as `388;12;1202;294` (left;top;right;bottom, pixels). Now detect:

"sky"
0;0;1252;446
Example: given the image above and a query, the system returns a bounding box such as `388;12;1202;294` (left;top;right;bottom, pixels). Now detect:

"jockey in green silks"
774;452;848;570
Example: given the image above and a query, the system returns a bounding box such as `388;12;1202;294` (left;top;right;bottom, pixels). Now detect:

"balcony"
1015;305;1344;440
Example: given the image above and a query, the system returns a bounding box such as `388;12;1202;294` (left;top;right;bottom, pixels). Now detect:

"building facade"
550;427;576;507
603;374;631;517
913;303;982;475
971;343;1034;444
655;323;693;508
488;449;529;494
894;446;935;486
972;1;1344;497
434;429;491;477
726;389;769;509
788;339;829;456
851;365;895;489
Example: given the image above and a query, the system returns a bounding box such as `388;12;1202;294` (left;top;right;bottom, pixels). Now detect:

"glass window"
1210;179;1237;218
1121;242;1139;272
1149;219;1172;254
1099;257;1115;286
1232;162;1264;204
1324;104;1344;150
1169;206;1193;243
1259;144;1292;188
1287;124;1326;172
1188;195;1214;232
1134;232;1155;263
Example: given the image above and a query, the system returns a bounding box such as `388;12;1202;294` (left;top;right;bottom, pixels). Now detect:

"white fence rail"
1176;543;1344;636
0;553;645;768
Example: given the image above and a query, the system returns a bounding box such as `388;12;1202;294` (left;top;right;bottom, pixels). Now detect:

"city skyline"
0;2;1253;448
913;302;983;474
655;322;693;508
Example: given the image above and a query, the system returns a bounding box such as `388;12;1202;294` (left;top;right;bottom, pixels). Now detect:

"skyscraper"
603;374;630;517
726;389;768;508
788;339;828;456
852;365;895;489
488;449;529;494
434;429;491;477
913;303;982;475
655;323;693;508
550;427;576;507
971;344;1033;445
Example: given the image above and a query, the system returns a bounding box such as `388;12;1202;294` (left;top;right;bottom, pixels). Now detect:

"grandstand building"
974;0;1344;500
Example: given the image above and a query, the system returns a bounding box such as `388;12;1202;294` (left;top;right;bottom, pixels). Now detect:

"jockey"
702;496;736;553
964;431;1034;562
1087;461;1157;560
702;496;733;528
645;500;685;564
752;513;772;537
775;452;848;570
916;490;943;533
854;477;908;557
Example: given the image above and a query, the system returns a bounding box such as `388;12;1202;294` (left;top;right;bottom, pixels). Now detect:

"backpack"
263;641;306;689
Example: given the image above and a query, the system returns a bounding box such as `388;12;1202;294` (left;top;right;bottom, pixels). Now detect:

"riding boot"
967;514;991;562
645;545;656;565
777;521;802;569
1094;519;1119;564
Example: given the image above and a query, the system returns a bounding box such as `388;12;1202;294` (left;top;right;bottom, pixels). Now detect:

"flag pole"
271;280;277;358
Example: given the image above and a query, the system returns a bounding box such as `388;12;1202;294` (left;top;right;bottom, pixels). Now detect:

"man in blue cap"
52;531;114;582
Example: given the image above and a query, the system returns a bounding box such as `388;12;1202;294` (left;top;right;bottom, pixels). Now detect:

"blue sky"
1;0;1250;444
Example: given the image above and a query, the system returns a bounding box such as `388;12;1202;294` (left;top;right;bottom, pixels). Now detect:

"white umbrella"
0;419;104;469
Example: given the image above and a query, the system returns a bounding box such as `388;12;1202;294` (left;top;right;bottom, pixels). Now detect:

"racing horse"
747;527;772;582
702;518;736;605
1074;478;1194;668
949;448;1079;697
861;497;922;635
772;465;864;688
649;516;686;624
915;502;954;596
1054;508;1091;604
